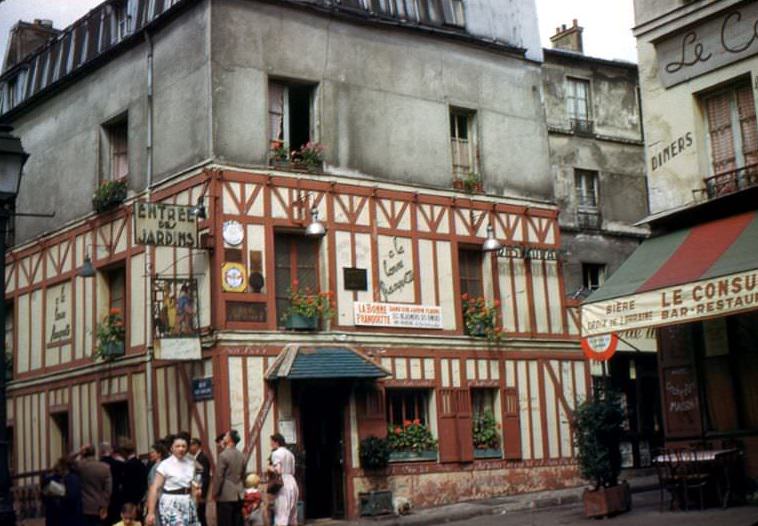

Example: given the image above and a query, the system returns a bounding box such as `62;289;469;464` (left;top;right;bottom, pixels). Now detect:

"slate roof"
266;345;389;380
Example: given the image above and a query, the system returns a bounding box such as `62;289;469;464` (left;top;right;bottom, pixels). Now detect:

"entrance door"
299;382;347;520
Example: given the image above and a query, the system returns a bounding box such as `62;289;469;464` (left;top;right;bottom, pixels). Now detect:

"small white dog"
393;496;412;515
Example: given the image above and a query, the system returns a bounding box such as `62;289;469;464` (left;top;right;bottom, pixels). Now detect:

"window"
582;263;606;292
106;266;126;314
703;84;758;176
104;118;129;181
575;169;598;210
5;301;13;380
458;249;483;298
450;108;478;178
387;389;430;427
103;401;131;445
50;411;70;461
274;233;319;327
567;77;590;121
269;80;316;153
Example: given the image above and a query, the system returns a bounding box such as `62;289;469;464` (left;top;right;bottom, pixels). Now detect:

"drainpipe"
144;30;155;444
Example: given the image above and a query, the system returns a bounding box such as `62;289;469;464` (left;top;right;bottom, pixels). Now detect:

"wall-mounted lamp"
190;195;206;220
77;254;97;278
304;207;326;238
482;223;502;253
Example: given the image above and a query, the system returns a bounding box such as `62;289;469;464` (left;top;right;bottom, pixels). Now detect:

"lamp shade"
77;254;96;278
305;207;326;237
482;224;502;253
0;125;28;201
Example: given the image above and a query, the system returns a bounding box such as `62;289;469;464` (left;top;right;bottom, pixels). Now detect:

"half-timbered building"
0;0;588;520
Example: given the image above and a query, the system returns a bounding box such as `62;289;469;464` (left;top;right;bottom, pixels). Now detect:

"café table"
653;448;740;508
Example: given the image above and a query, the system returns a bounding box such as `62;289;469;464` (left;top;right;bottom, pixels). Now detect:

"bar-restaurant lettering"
134;201;198;248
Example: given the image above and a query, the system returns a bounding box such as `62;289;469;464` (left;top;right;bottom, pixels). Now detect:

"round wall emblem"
581;333;619;361
222;262;247;292
223;220;244;246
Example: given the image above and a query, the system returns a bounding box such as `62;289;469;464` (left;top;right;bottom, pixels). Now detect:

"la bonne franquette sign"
133;201;199;248
354;302;443;329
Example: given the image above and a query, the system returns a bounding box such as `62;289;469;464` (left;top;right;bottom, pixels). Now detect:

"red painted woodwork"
437;388;474;463
356;384;387;440
502;387;522;460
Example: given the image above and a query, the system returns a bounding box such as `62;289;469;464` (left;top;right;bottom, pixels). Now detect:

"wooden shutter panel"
437;388;474;463
706;92;737;175
736;85;758;167
356;384;387;440
502;387;522;459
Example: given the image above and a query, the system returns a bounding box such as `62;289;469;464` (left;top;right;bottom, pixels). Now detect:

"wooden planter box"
474;447;502;459
284;313;318;331
389;450;437;462
101;340;125;360
583;481;631;518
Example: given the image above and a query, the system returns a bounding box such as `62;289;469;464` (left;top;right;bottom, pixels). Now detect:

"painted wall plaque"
133;201;198;248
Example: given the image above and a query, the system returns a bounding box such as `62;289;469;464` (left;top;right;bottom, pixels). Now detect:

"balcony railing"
571;118;594;137
702;163;758;199
577;210;602;230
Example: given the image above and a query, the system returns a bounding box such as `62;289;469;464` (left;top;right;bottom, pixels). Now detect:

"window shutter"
706;92;736;175
736;85;758;167
268;82;285;143
437;388;474;463
356;384;387;440
502;387;522;459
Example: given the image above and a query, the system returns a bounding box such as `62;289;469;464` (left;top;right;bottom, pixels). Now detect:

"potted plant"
281;282;335;330
92;178;127;213
94;308;126;361
453;172;483;194
387;420;438;461
292;141;325;172
573;386;631;518
359;436;391;470
472;411;502;458
269;140;291;168
461;294;502;342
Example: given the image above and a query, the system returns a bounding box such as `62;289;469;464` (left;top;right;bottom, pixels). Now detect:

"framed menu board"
662;366;701;437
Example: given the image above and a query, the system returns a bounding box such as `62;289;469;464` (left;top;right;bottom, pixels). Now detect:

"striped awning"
582;210;758;337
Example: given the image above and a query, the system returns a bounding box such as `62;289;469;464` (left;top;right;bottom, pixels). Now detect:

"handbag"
266;472;283;495
42;479;66;497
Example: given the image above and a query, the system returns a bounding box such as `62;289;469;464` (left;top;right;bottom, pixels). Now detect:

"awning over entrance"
582;210;758;337
265;344;390;380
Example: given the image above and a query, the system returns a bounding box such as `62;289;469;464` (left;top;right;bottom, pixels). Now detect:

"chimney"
550;18;584;54
2;19;60;73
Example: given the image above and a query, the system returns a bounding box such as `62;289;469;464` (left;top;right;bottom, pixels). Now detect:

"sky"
0;0;639;65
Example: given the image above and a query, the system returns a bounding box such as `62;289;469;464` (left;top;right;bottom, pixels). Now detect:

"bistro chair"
677;448;711;511
654;448;684;512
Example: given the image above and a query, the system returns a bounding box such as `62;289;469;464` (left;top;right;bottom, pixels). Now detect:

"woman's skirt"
158;493;199;526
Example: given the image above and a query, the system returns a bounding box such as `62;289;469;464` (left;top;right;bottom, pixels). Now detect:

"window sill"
474;448;503;459
388;450;438;463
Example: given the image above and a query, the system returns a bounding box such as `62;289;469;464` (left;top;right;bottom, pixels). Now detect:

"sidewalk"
348;472;660;526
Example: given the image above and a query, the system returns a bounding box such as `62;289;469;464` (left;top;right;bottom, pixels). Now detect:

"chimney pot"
562;24;567;31
573;19;578;27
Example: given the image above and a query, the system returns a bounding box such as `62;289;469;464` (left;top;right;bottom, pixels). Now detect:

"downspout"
144;29;155;444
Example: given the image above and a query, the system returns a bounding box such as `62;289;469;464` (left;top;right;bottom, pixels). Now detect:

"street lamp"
0;125;27;526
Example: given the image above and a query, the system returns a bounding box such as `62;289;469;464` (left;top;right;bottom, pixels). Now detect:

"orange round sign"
581;333;619;361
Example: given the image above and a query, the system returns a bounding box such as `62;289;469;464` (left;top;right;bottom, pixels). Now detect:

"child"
114;503;142;526
242;473;263;526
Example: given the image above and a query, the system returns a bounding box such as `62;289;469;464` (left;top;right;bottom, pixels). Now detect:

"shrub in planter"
281;281;335;330
472;411;500;450
92;179;127;213
292;142;325;172
573;385;631;517
359;436;391;470
94;308;126;362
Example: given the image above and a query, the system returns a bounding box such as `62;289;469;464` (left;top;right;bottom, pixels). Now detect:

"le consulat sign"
656;4;758;87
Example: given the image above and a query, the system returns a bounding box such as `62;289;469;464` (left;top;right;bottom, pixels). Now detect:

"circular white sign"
223;220;244;246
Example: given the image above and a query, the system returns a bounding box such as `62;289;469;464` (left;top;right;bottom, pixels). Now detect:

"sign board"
617;327;657;353
279;419;297;444
192;378;213;401
354;301;443;329
343;267;368;291
46;282;72;346
582;268;758;337
133;201;198;248
655;3;758;87
155;337;202;360
581;333;619;361
152;278;199;338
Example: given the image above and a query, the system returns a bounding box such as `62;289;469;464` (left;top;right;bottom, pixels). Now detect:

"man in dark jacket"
72;445;111;526
118;439;147;510
212;430;244;526
99;442;125;526
190;438;211;526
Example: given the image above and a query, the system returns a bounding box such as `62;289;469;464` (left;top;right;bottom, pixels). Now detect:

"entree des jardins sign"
134;201;199;248
582;269;758;337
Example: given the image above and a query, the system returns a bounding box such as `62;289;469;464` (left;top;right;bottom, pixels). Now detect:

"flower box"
284;313;318;331
388;450;437;462
474;448;502;459
103;340;125;359
92;179;127;213
466;322;487;337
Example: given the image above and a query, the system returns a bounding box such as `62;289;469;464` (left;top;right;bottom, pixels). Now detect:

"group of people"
41;431;298;526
